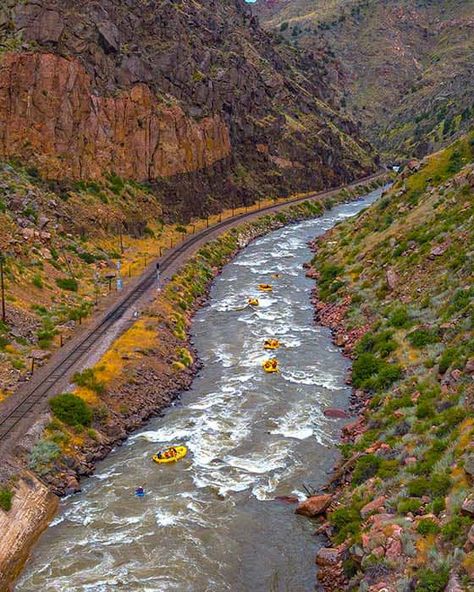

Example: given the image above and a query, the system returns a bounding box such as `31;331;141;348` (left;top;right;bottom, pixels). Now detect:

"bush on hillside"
0;487;13;512
415;566;449;592
56;277;79;292
352;353;402;391
49;393;93;426
352;454;381;485
72;368;105;394
407;328;439;348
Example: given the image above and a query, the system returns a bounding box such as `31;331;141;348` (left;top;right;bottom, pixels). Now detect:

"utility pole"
119;224;124;254
0;254;5;323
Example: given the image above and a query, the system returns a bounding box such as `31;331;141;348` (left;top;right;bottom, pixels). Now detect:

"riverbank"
0;175;389;591
304;137;474;591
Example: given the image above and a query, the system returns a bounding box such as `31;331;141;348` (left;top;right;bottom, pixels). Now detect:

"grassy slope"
254;0;474;160
311;133;474;589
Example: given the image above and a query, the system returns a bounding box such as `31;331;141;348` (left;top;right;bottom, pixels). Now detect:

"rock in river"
295;494;332;517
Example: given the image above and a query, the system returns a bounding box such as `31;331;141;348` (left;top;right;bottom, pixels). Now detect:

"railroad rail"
0;171;386;449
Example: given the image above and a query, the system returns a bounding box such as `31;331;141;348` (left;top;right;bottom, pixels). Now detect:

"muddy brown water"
16;188;383;592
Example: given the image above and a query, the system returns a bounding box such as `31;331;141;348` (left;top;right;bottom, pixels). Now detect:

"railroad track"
0;171;386;448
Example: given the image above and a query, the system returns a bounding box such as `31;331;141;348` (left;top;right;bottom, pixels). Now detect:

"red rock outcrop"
0;473;58;590
0;52;231;181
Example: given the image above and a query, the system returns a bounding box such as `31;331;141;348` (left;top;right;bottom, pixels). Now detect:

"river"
16;188;383;592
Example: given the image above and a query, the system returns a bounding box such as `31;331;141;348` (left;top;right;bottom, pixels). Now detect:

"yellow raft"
272;273;282;279
262;359;279;373
264;338;280;350
248;297;259;306
258;284;273;292
152;445;188;464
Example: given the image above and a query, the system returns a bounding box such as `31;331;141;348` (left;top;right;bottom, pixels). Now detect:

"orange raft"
264;338;280;350
262;358;279;373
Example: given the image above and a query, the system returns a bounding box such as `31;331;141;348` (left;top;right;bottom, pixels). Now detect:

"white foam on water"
281;368;344;390
223;446;287;475
155;507;181;527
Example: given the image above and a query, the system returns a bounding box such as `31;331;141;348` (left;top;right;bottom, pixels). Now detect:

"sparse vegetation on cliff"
310;133;474;590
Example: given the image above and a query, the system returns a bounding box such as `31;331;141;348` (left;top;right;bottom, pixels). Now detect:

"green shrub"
49;393;92;426
416;400;435;419
428;497;445;515
352;454;381;485
438;347;459;374
352;353;380;387
407;477;430;497
416;519;440;535
441;515;471;543
0;487;13;511
355;330;397;358
407;328;439;348
436;405;467;436
29;440;61;474
318;263;345;300
56;277;79;292
72;368;105;394
78;251;96;264
32;274;43;289
369;363;402;390
415;566;449;592
397;498;422;514
388;305;411;328
377;459;399;479
328;505;362;543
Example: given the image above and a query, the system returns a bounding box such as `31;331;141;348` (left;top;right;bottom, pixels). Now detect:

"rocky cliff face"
254;0;474;160
0;0;375;217
0;52;231;181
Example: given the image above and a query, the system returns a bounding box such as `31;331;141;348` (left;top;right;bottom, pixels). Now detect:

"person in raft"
159;447;178;459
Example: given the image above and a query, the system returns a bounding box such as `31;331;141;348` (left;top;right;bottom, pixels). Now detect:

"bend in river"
17;188;383;592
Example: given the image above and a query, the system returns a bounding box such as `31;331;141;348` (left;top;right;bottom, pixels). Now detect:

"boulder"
274;495;299;504
465;358;474;375
464;454;474;478
465;524;474;551
360;496;386;519
429;242;450;258
295;494;332;517
385;537;402;561
324;408;349;419
461;494;474;516
315;543;348;566
386;269;398;290
445;571;463;592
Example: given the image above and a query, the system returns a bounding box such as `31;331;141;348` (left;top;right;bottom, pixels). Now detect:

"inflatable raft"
262;359;279;373
248;298;259;306
264;338;280;350
152;445;188;464
258;284;273;292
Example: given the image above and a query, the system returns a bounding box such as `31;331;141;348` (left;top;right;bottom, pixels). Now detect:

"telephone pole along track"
0;172;385;452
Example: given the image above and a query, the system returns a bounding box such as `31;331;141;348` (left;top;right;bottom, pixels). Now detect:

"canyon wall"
0;52;231;181
0;0;376;216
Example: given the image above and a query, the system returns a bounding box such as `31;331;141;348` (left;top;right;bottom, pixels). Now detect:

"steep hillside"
0;0;375;218
308;134;474;590
254;0;474;160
